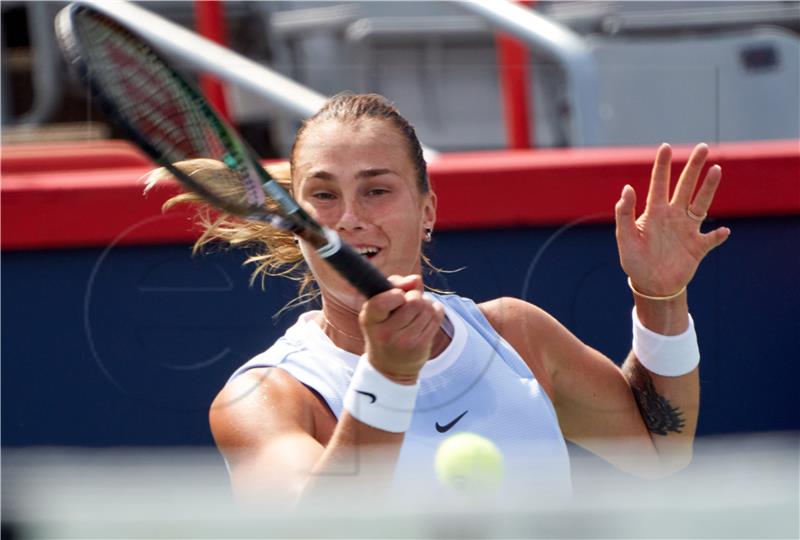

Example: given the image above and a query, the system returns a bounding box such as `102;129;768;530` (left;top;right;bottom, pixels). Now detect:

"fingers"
671;143;709;207
384;289;428;331
360;274;444;364
689;164;722;216
692;162;729;253
359;287;408;326
646;143;672;208
390;299;444;350
389;289;442;340
615;184;637;245
409;302;445;345
359;274;425;327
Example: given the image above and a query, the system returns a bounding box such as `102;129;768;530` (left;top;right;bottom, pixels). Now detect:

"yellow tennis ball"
434;432;504;493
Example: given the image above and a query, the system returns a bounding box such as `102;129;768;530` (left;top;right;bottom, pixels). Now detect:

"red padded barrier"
431;140;800;228
2;167;197;250
2;140;798;250
1;140;150;174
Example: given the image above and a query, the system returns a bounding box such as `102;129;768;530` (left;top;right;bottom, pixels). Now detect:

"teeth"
357;247;379;255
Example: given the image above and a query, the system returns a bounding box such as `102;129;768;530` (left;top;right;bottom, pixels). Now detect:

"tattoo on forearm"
628;363;685;435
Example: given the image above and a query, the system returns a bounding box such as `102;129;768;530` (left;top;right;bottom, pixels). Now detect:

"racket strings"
77;14;234;168
86;30;208;159
71;9;305;230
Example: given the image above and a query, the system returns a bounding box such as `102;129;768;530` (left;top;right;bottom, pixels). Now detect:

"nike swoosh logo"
355;390;377;403
435;410;468;433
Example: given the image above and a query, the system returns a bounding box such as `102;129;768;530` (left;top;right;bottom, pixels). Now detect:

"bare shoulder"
478;297;553;331
478;296;565;348
477;297;557;395
209;367;317;463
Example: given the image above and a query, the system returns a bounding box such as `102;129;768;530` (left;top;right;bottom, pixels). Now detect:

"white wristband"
632;308;700;377
343;355;420;433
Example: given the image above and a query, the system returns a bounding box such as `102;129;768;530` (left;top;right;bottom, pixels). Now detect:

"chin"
310;254;422;309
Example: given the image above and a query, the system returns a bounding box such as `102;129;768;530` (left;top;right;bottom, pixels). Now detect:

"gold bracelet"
627;277;686;301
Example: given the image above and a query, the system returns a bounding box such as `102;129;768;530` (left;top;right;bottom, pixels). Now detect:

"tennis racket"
55;3;392;298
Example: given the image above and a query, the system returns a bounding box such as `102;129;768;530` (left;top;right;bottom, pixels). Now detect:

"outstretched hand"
615;143;731;297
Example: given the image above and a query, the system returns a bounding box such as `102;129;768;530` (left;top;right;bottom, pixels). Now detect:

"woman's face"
292;118;436;310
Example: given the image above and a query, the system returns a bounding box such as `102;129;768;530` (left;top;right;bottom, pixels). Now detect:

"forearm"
298;277;440;503
622;290;700;471
302;412;404;501
301;354;418;503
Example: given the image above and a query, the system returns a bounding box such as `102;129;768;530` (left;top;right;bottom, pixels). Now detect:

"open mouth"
356;246;382;260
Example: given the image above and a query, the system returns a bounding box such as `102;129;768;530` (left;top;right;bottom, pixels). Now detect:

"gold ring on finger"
686;208;707;222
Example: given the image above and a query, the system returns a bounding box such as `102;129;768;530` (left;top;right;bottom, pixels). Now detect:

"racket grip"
319;232;393;298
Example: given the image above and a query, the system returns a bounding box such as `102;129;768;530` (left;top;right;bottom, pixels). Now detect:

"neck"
320;299;365;355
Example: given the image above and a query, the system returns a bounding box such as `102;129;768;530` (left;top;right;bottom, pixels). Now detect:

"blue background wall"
2;216;798;447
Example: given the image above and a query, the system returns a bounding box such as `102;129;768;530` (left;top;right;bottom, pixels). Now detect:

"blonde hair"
146;159;317;306
145;94;443;309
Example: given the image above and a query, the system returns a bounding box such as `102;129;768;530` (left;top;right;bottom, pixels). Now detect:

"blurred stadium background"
2;1;798;538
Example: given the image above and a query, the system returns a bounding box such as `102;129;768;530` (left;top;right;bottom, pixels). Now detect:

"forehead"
294;119;410;167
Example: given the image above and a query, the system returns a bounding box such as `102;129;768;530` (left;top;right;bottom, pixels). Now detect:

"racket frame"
55;3;392;297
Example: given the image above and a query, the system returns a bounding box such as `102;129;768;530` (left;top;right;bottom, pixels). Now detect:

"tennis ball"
434;432;504;494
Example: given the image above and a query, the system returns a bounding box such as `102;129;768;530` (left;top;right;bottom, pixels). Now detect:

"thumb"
702;226;731;254
615;184;637;244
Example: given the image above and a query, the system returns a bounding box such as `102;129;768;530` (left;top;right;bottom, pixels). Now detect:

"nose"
335;195;366;232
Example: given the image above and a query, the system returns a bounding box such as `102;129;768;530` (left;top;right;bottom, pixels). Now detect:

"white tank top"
230;293;572;497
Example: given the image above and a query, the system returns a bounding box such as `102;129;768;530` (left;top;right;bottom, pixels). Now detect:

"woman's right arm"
210;275;442;507
210;367;405;508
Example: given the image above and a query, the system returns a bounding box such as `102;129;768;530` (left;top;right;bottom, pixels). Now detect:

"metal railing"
79;2;326;121
7;0;599;150
454;0;600;146
2;2;64;126
76;1;443;159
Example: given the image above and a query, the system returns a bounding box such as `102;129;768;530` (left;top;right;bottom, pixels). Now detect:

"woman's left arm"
484;143;729;478
613;142;729;470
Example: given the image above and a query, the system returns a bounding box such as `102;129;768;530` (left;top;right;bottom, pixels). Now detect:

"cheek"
312;206;342;227
383;212;426;249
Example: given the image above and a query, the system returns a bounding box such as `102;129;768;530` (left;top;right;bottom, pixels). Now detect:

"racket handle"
319;231;393;298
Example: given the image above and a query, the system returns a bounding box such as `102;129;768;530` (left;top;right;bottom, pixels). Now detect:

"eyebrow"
306;168;396;181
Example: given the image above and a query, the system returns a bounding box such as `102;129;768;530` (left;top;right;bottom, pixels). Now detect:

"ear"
421;191;437;233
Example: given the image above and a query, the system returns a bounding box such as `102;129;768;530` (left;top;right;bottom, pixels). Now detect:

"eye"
312;191;337;201
366;187;390;197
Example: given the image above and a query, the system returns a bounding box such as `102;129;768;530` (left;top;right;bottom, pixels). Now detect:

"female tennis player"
166;94;729;504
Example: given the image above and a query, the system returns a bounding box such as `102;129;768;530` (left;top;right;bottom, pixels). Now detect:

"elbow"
631;446;693;480
659;447;694;477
